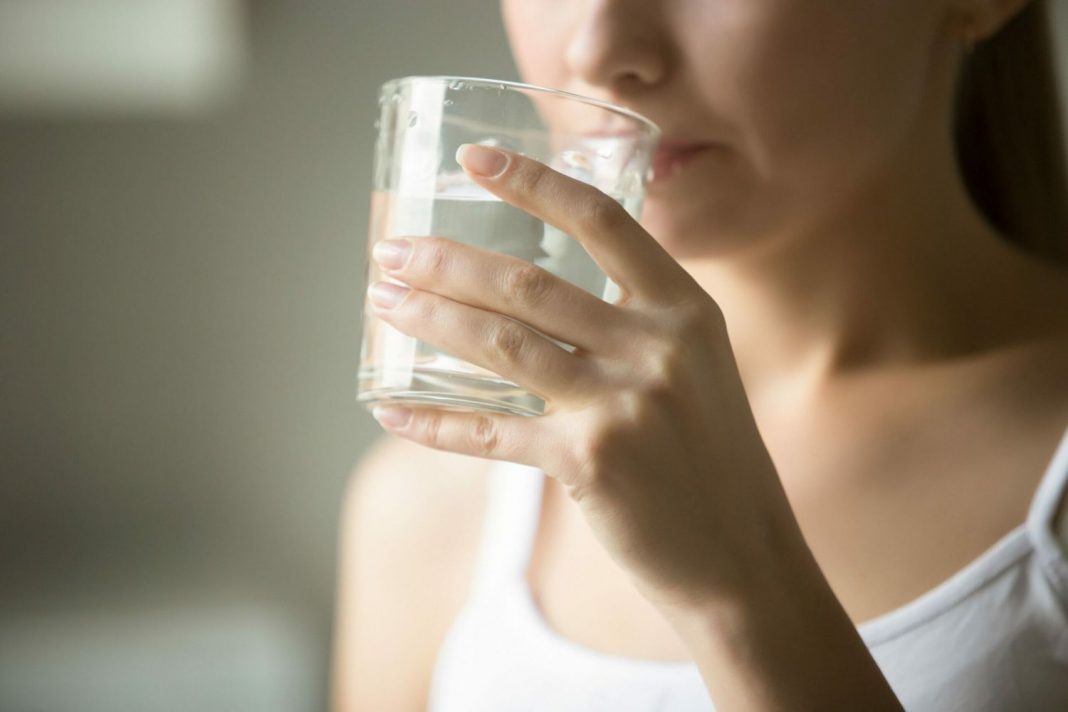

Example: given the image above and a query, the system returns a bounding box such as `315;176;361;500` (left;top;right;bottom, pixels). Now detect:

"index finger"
456;143;695;306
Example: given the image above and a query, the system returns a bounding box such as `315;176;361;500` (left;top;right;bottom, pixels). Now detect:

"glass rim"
381;75;662;139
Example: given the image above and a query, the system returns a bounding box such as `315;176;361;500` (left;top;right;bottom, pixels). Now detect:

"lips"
580;128;720;183
651;142;715;182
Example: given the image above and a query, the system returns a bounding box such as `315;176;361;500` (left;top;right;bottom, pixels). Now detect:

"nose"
564;0;670;93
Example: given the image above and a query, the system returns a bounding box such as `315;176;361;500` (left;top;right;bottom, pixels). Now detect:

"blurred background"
0;1;515;710
0;1;1066;711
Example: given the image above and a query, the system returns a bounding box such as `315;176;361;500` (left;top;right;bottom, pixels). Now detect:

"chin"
639;186;787;263
640;195;738;261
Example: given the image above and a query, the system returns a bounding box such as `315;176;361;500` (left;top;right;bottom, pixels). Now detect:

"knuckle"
466;414;500;455
571;414;626;483
512;163;547;196
684;298;726;333
644;298;723;360
619;386;658;423
408;291;437;323
488;320;528;364
502;262;554;309
617;374;683;431
646;339;688;386
667;297;725;339
420;410;444;449
581;197;628;234
637;377;682;417
421;239;452;277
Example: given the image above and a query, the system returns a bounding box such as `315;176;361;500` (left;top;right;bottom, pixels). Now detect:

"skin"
357;0;1068;708
502;0;1062;389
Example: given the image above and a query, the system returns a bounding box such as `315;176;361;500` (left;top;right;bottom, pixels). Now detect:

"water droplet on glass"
447;79;466;91
561;150;592;172
497;83;507;92
477;136;525;155
443;99;454;107
408;111;419;128
620;170;641;195
596;145;615;159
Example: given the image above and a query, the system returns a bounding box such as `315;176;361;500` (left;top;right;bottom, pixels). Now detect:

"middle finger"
372;235;636;355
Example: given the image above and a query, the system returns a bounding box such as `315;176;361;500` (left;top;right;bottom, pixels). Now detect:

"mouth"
650;142;717;183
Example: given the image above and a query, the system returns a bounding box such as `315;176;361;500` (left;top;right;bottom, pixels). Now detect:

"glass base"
358;366;545;417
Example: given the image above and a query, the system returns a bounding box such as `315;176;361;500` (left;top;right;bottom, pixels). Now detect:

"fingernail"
372;238;411;270
372;405;412;429
367;281;410;309
457;143;508;177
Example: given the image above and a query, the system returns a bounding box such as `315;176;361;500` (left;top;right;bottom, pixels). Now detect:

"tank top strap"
1025;425;1068;600
466;459;546;601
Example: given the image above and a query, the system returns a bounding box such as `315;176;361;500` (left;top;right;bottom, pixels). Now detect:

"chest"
524;418;1065;663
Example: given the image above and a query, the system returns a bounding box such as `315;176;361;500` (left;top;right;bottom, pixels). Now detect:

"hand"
365;143;800;614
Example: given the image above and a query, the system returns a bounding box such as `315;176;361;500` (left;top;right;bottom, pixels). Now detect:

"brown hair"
954;0;1068;263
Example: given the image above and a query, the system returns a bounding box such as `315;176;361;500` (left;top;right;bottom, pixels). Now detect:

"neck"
677;127;1044;403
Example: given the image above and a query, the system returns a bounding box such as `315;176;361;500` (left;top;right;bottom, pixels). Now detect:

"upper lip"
584;130;717;153
655;138;716;152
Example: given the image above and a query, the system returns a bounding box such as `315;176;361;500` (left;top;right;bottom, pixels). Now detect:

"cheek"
719;3;937;193
501;0;571;90
637;1;939;255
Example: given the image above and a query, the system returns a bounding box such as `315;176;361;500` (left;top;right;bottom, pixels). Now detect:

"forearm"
661;526;903;711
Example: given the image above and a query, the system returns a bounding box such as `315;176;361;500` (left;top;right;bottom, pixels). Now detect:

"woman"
334;0;1068;709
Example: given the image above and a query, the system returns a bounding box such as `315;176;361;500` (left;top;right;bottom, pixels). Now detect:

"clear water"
358;179;640;417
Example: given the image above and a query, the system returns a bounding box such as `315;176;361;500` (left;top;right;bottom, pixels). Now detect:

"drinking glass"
358;75;660;417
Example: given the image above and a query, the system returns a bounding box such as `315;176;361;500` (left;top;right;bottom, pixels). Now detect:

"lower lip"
649;145;715;184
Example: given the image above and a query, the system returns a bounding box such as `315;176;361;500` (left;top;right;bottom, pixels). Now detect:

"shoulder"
1000;336;1068;550
342;432;495;536
1009;327;1068;559
337;431;495;597
1049;427;1068;552
332;433;495;711
338;432;495;611
339;434;496;592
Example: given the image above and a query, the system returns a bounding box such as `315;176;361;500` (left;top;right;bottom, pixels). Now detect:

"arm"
659;518;903;711
331;435;431;712
365;146;905;710
330;435;487;712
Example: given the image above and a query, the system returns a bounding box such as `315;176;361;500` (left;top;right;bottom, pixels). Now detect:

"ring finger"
367;280;600;404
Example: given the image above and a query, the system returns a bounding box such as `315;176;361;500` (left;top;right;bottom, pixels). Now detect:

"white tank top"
427;427;1068;711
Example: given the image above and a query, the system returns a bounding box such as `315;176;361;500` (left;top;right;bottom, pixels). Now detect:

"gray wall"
0;1;1065;710
0;2;516;710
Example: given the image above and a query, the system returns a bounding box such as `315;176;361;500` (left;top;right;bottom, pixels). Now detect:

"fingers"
456;144;697;306
367;281;600;404
372;235;636;356
369;402;551;468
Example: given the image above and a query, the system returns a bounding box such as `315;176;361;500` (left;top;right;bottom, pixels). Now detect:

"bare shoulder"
978;251;1068;416
331;433;495;712
1003;269;1068;550
344;432;495;535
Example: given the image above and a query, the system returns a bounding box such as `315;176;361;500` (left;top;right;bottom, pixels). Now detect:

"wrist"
657;509;820;635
